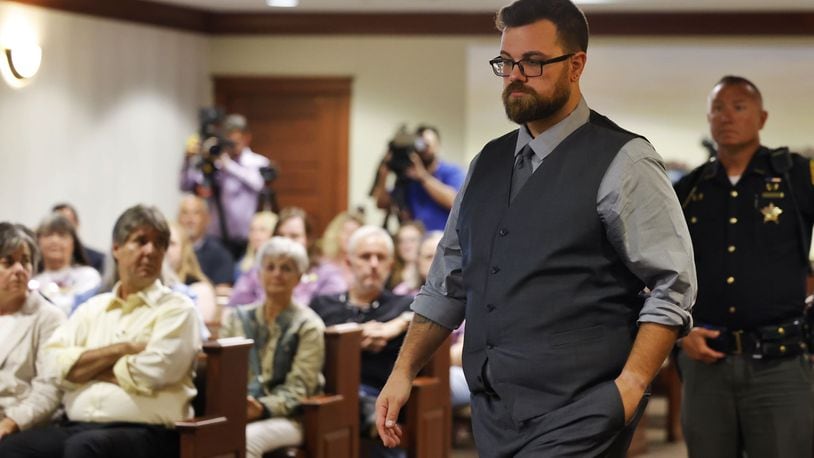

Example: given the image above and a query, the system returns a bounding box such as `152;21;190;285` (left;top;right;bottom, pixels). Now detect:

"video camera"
386;125;427;178
197;107;236;164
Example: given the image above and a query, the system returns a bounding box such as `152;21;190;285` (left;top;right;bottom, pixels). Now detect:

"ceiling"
144;0;814;13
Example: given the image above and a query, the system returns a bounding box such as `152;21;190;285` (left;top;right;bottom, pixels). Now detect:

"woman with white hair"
220;237;325;457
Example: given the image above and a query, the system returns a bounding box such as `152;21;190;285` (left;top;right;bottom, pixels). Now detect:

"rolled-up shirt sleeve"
411;155;479;330
113;299;200;396
598;138;697;335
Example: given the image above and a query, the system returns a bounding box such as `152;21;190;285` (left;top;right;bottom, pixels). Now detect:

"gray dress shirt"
412;98;696;334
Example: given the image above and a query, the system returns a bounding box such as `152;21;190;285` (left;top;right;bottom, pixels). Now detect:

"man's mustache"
503;82;535;96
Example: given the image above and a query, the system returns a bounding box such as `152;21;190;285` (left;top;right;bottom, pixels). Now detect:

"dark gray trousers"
679;352;814;458
469;381;648;457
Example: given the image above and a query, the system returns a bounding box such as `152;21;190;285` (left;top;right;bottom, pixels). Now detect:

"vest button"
486;304;496;312
490;266;500;274
487;344;494;350
498;228;509;236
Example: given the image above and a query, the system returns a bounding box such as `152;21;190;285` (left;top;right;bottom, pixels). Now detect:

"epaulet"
768;146;793;176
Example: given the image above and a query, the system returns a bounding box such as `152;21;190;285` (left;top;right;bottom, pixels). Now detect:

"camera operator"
180;113;270;259
372;125;465;231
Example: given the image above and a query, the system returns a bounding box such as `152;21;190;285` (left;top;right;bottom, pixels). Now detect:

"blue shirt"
405;160;465;231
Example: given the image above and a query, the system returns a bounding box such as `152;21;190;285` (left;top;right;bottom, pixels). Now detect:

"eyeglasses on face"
488;53;574;77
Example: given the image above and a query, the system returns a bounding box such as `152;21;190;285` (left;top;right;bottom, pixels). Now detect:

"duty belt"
702;318;808;359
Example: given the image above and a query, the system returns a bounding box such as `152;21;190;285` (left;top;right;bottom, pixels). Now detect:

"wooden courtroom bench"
403;336;452;458
268;323;362;458
177;337;253;458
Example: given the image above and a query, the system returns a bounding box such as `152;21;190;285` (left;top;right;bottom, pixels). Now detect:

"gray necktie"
510;144;535;202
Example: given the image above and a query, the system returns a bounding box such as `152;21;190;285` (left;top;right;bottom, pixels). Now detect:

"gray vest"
457;111;645;422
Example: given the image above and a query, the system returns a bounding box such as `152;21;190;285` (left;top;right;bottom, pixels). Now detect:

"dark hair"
51;202;79;224
274;207;317;264
495;0;589;53
714;75;763;103
415;125;441;143
36;213;90;267
112;205;170;251
0;222;40;269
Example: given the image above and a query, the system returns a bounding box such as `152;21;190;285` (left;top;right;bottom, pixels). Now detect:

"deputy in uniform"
675;75;814;457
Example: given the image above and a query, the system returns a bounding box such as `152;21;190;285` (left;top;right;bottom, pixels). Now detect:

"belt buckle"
732;330;744;355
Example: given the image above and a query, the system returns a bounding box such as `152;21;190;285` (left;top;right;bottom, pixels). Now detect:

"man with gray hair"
310;225;413;455
0;205;201;458
181;113;270;258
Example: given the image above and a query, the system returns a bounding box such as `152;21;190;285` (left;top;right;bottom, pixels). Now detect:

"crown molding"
7;1;814;36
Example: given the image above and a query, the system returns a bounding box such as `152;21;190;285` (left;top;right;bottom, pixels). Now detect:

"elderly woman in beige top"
221;236;325;458
0;223;65;440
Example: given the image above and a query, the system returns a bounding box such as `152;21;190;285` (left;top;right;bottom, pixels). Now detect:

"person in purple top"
229;207;346;308
180;113;270;258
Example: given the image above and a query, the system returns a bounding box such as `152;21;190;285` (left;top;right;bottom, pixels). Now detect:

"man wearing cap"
180;113;270;258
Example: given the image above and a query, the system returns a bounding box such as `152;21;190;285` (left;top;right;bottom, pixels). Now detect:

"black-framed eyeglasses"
489;53;574;77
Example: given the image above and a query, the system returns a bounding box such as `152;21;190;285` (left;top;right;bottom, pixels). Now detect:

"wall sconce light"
4;44;41;79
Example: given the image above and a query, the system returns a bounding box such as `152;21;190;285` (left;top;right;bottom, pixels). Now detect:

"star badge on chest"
761;203;783;224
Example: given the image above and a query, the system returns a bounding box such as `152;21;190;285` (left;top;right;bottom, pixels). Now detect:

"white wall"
0;1;209;249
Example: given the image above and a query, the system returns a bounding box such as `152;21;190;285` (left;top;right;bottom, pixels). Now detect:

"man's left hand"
614;372;646;424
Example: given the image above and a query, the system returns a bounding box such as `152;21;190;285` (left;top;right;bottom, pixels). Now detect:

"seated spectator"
178;194;234;296
166;222;218;327
234;211;277;283
0;223;65;441
33;214;101;316
0;205;201;458
318;210;365;286
220;237;325;458
51;203;105;274
310;225;412;456
229;207;346;308
391;224;431;296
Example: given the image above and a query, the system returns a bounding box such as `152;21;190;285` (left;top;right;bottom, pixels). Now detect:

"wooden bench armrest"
300;394;344;408
176;415;228;431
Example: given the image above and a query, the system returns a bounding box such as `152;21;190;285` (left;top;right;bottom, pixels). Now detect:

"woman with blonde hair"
166;222;218;325
235;211;278;282
318;210;365;285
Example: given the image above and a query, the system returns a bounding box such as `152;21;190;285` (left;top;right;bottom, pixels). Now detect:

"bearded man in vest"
374;0;697;456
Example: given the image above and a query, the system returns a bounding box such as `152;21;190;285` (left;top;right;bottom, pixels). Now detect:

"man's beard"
502;70;571;125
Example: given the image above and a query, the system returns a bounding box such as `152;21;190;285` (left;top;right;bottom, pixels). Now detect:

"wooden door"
214;77;351;234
